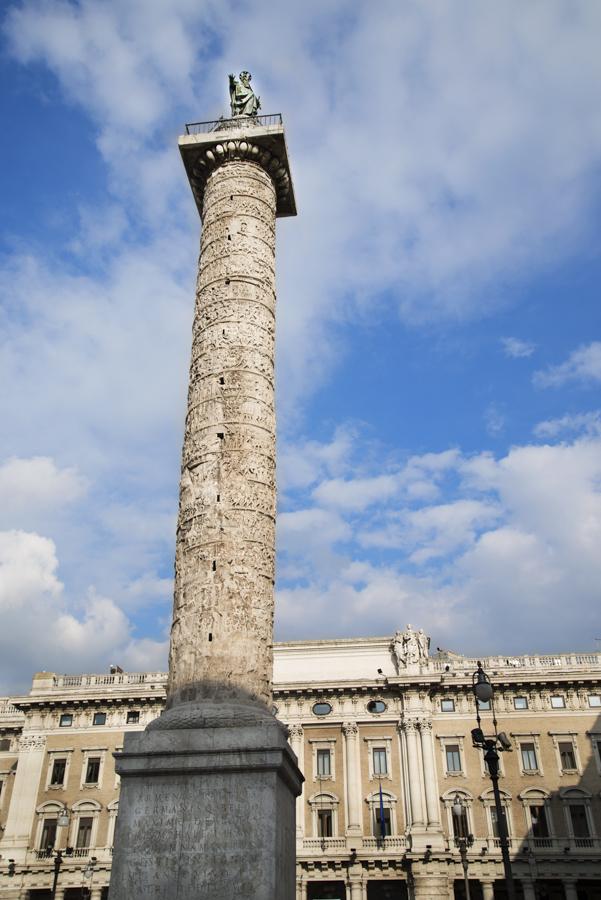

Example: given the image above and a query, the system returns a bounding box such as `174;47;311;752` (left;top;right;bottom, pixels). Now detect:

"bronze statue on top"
229;71;261;117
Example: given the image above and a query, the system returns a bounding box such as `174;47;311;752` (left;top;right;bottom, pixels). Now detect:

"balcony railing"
363;836;408;850
184;113;283;135
52;672;167;689
452;836;601;855
430;652;601;673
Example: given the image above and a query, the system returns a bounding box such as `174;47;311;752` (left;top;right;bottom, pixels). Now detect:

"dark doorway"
536;881;567;900
454;881;484;900
28;892;52;899
367;879;408;899
308;881;347;900
493;881;525;900
577;882;601;900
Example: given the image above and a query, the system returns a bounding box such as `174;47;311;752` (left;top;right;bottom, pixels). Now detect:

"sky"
1;0;600;693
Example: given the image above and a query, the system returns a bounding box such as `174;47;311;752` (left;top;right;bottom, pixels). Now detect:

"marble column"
342;722;363;835
419;720;441;828
563;880;578;900
0;733;46;863
403;719;425;827
480;881;495;900
348;878;363;900
289;724;305;838
521;880;536;900
109;115;302;900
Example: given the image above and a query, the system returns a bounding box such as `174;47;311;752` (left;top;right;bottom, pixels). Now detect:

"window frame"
550;732;581;776
59;713;73;728
550;695;566;709
519;788;554;839
309;738;336;782
45;751;73;791
126;709;140;725
512;733;543;776
366;789;398;837
442;789;474;842
441;698;455;713
588;694;601;709
80;749;106;790
308;791;340;839
365;737;393;780
513;696;529;710
92;711;107;726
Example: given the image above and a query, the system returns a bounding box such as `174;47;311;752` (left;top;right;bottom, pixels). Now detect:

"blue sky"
1;0;600;692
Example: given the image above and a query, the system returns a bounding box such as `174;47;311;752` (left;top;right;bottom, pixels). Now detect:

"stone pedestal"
110;701;302;900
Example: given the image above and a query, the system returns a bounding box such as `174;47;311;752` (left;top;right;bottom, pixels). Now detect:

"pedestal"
109;701;303;900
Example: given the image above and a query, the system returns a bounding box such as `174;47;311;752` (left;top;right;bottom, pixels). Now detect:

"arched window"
480;788;512;839
366;790;397;837
34;801;66;852
519;788;553;840
69;799;102;854
308;791;339;838
442;789;474;841
560;788;595;843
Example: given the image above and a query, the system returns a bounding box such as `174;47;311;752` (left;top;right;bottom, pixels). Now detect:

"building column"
412;874;450;899
0;733;46;863
521;880;536;900
480;881;495;900
343;722;363;835
289;725;305;839
419;720;441;828
402;719;425;827
563;880;578;900
348;878;363;900
296;876;307;900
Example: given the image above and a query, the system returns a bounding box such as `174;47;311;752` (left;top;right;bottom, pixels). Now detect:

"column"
412;874;451;899
480;881;495;900
419;720;441;828
0;733;46;862
289;725;305;838
342;722;363;835
167;150;278;710
521;880;536;900
402;719;425;827
563;880;578;900
348;878;363;900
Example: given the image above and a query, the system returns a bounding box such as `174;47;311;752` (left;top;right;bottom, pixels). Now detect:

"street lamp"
471;661;516;900
451;793;474;900
82;855;98;898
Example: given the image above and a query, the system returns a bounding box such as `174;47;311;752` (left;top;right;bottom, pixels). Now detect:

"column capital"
18;733;46;752
342;721;359;737
400;716;420;733
288;724;304;740
179;118;296;219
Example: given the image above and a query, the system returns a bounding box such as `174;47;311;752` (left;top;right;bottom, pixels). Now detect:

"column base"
411;873;451;899
109;700;303;900
407;829;446;852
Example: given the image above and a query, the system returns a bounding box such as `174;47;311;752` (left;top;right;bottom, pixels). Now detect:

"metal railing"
185;113;283;135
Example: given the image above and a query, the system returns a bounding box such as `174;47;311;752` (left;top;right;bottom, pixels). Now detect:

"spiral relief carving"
167;161;278;709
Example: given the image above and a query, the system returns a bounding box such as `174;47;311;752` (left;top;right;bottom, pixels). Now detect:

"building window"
85;758;101;784
520;743;539;772
126;710;140;724
529;805;550;838
558;741;577;772
569;804;590;839
0;738;10;751
316;748;331;777
92;712;107;726
477;699;491;711
312;702;332;717
367;700;387;714
550;695;565;709
445;744;462;773
372;806;392;837
588;695;601;708
317;809;333;837
372;747;388;776
514;697;528;710
50;759;66;786
40;818;57;850
441;699;455;712
453;807;469;839
76;816;94;849
490;806;509;838
59;714;73;727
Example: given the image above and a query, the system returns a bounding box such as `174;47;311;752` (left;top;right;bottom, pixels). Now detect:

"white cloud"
533;410;601;438
0;457;87;526
0;530;167;692
534;342;601;388
501;336;536;358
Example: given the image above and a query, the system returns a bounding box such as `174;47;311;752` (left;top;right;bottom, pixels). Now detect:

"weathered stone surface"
109;705;302;900
167;160;278;709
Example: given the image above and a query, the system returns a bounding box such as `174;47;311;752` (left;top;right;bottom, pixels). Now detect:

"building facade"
1;633;600;900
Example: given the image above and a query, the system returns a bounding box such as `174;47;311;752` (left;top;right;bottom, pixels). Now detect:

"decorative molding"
18;734;46;752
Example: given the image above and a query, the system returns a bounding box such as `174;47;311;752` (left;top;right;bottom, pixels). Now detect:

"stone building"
1;632;600;900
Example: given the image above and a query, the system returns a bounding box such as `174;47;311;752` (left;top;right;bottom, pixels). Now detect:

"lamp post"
471;662;516;900
82;855;98;898
452;794;474;900
50;807;71;900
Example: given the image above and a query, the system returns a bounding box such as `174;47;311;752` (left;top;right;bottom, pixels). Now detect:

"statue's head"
240;70;251;85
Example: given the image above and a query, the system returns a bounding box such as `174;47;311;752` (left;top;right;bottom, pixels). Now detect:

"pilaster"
0;733;46;862
342;722;363;836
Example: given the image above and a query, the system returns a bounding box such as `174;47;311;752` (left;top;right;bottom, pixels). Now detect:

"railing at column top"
184;113;283;135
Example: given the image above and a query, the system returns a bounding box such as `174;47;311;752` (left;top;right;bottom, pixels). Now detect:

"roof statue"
391;624;430;672
229;71;261;118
